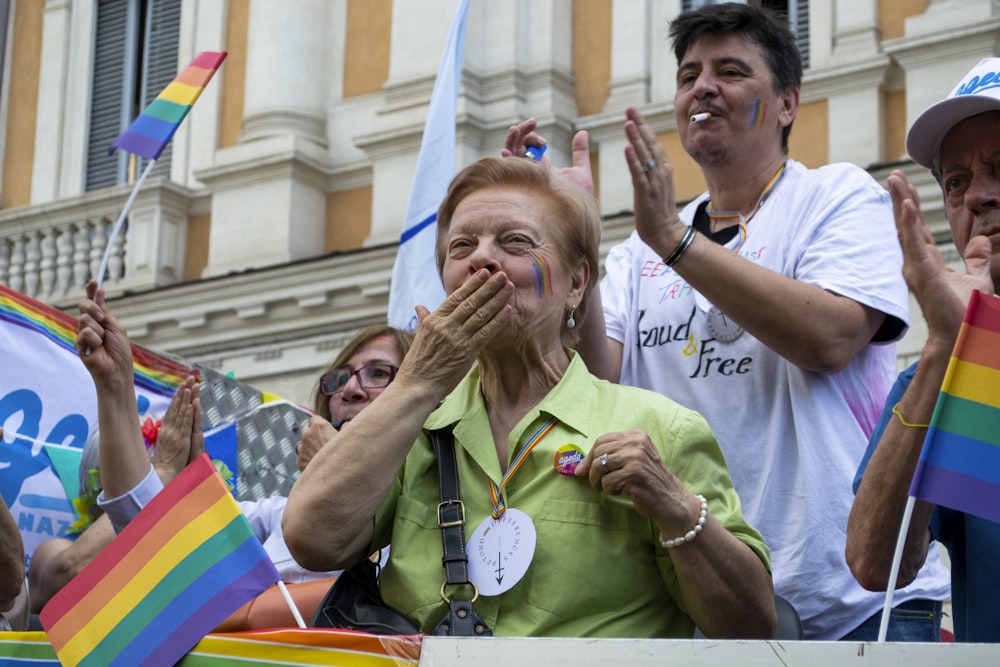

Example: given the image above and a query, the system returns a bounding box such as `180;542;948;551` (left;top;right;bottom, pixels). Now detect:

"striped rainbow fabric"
0;284;189;397
40;455;279;667
110;50;227;160
0;629;422;666
908;289;1000;523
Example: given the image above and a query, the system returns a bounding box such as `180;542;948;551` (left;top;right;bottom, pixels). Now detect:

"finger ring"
295;441;302;455
643;158;656;172
598;453;609;471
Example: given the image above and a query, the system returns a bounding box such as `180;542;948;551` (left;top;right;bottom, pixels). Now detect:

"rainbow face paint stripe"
532;256;554;297
749;99;767;129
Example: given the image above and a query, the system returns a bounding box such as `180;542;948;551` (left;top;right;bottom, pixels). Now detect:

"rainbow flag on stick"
908;289;1000;523
40;454;279;667
110;51;227;159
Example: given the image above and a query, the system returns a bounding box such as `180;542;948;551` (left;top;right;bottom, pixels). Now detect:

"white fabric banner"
0;286;181;565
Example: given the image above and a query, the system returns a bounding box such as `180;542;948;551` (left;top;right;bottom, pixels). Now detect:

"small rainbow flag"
908;290;1000;523
40;454;279;667
110;50;227;160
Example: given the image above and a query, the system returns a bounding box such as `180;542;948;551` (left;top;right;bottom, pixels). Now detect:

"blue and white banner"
386;0;470;331
0;286;184;566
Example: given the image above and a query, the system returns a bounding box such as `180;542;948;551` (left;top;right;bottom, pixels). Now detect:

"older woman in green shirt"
284;157;774;638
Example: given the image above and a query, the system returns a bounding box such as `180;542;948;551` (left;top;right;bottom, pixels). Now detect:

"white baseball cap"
906;57;1000;169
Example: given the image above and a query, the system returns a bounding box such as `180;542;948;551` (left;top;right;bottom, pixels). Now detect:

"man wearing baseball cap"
846;57;1000;642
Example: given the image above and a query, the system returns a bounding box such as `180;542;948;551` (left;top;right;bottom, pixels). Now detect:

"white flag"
387;0;470;331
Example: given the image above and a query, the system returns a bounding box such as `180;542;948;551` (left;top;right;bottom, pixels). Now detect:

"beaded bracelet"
660;494;709;549
663;227;697;267
892;402;929;429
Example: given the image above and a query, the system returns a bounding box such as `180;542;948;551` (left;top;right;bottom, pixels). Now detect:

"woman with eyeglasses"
284;157;775;638
295;325;413;471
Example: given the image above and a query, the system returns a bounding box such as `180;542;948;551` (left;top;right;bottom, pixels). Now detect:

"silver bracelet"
660;494;709;548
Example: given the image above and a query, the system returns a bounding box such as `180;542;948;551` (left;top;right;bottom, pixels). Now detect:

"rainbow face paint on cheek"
749;99;767;129
531;255;554;297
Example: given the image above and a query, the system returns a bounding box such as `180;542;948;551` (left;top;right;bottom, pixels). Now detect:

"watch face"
706;306;743;342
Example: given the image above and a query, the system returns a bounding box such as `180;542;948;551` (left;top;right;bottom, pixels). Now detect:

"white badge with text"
466;508;537;596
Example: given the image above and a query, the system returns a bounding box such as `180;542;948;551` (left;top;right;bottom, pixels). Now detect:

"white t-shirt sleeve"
238;495;286;543
601;235;637;346
786;164;910;340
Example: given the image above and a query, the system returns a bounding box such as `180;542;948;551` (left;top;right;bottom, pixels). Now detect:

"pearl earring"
566;306;577;329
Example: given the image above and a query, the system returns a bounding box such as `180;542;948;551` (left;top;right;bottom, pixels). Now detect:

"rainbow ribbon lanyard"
488;416;559;519
706;163;787;254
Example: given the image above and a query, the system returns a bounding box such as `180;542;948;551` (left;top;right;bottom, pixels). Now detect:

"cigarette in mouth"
690;112;712;123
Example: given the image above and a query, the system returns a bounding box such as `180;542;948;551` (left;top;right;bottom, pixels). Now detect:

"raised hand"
623;106;685;256
889;169;994;346
502;118;595;195
399;269;514;398
76;279;134;394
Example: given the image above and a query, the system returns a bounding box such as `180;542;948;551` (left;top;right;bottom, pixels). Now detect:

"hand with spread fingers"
393;268;515;398
888;170;994;346
622;106;686;256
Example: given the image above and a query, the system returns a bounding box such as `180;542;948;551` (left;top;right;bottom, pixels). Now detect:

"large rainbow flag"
0;629;422;666
908;289;1000;523
110;50;227;160
40;454;279;667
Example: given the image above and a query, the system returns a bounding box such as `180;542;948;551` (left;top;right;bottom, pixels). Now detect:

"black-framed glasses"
320;363;398;395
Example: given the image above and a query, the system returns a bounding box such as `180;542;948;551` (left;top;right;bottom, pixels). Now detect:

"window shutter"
676;1;809;69
86;0;133;191
791;0;810;69
86;0;181;191
138;0;181;180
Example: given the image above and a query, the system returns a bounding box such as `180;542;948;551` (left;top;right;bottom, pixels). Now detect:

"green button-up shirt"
373;352;769;637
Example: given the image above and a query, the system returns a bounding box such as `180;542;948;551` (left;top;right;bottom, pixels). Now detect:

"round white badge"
706;305;744;342
466;508;537;596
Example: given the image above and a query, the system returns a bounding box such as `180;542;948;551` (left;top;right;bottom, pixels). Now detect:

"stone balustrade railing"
0;178;199;307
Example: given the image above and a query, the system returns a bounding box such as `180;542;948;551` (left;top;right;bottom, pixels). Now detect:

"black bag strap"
431;426;472;587
429;426;491;636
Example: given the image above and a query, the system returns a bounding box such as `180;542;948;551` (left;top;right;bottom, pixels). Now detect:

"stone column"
198;0;330;277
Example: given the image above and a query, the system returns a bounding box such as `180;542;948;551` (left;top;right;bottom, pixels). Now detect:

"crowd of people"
4;1;999;644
